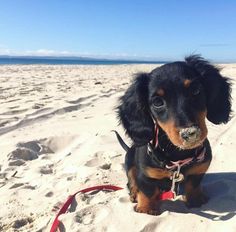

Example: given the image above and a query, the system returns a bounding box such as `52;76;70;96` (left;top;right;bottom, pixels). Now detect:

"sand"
0;64;235;232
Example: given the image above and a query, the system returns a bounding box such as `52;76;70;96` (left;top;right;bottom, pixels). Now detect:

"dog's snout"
179;126;200;141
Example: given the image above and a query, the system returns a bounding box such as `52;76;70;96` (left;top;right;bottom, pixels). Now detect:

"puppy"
117;55;232;215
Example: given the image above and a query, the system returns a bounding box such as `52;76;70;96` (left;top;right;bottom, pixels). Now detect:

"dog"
116;55;232;215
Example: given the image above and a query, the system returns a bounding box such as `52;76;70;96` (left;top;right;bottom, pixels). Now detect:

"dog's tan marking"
136;189;160;215
127;167;138;202
145;167;172;179
157;88;165;96
185;159;211;176
157;119;183;146
184;79;192;88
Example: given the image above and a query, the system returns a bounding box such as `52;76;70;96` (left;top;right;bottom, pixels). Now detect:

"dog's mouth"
178;138;204;150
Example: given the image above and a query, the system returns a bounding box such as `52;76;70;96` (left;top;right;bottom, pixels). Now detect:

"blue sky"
0;0;235;61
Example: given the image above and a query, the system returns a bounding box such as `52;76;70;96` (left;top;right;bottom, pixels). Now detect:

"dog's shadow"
160;172;236;221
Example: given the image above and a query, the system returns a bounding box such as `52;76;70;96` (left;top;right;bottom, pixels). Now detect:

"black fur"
117;55;232;213
118;73;154;145
118;55;232;145
185;55;232;124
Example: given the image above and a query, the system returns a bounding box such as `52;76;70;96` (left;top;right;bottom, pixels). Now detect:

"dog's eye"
191;83;201;96
152;97;165;109
192;88;200;95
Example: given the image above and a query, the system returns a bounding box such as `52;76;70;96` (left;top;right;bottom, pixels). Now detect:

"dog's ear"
118;73;154;145
185;55;232;124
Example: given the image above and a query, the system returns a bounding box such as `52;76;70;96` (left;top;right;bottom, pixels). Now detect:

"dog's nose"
179;126;200;141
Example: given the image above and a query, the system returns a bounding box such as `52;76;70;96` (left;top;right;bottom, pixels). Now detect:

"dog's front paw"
129;187;138;203
134;205;160;215
130;193;137;203
185;190;209;208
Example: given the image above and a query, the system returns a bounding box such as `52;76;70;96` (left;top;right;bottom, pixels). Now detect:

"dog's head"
118;55;232;149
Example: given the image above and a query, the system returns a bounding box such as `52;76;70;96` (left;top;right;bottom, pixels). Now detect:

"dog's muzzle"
179;126;201;143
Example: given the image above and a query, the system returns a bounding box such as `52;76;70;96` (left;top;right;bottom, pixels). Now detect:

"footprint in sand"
8;159;26;166
11;217;34;229
9;183;25;189
85;157;100;167
32;103;44;109
8;148;38;162
45;191;53;197
7;140;53;166
85;158;111;170
75;206;110;225
85;153;112;170
39;164;54;174
8;181;36;190
100;163;111;170
17;140;52;154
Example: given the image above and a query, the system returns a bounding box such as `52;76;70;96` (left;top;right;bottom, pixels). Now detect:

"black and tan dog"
116;55;232;215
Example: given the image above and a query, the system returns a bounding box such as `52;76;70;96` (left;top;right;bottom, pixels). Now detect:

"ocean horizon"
0;56;165;65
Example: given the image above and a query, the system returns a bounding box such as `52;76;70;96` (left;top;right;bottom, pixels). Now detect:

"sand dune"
0;64;235;231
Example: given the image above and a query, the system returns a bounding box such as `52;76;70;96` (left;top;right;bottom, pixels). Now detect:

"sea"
0;56;165;65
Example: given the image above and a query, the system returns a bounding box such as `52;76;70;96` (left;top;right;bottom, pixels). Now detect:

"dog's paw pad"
134;205;160;215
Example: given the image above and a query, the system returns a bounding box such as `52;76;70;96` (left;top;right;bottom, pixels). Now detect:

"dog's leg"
135;188;160;215
131;166;172;214
127;167;138;203
184;160;211;208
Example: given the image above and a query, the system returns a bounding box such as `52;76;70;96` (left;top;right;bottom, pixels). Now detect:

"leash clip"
147;143;153;155
170;164;184;198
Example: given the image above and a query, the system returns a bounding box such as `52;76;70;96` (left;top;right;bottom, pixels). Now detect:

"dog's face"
149;62;208;149
118;55;231;147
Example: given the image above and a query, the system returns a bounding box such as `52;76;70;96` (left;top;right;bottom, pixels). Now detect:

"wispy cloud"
0;44;11;55
24;49;75;56
0;48;163;60
0;47;78;57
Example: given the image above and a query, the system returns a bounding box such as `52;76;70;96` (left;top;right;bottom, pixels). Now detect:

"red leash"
50;185;123;232
50;184;175;232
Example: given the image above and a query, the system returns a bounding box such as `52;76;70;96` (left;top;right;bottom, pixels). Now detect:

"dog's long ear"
185;55;232;124
118;73;154;145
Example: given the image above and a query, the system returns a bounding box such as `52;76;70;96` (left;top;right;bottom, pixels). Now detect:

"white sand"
0;64;235;232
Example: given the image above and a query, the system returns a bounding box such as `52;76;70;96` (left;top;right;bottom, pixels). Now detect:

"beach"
0;64;236;231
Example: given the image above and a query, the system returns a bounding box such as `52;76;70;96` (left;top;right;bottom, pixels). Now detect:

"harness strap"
152;125;159;149
165;146;206;170
148;123;207;197
149;121;207;170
